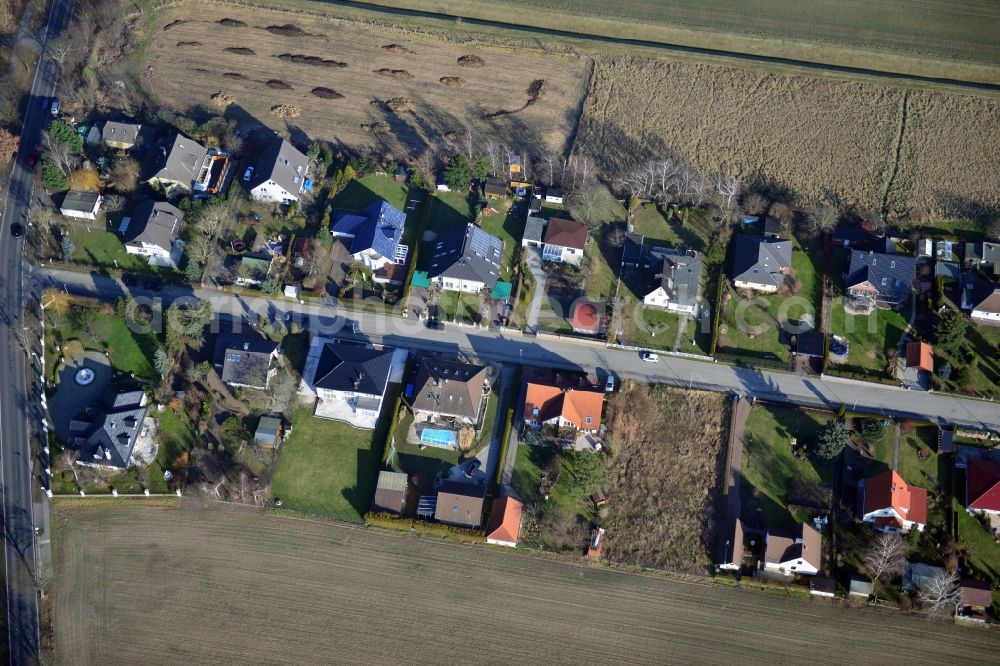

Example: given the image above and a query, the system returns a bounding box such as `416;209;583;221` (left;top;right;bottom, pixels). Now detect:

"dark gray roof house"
212;333;281;389
845;250;917;308
68;387;148;468
428;223;503;290
434;480;486;528
122;200;184;252
410;357;488;424
965;241;1000;275
249;139;310;203
645;252;702;312
144;134;208;190
732;234;792;291
312;343;393;398
102;120;150;149
372;471;408;515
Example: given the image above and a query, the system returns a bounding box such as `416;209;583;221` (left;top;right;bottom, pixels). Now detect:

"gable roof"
410;357;487;422
103;120;147;146
905;341;934;372
967;459;1000;512
331;199;406;259
434;481;486;527
523;215;546;244
427;223;503;288
254;416;281;443
61;190;101;213
648;253;702;307
485;496;523;544
251;139;309;196
973;289;1000;315
765;523;822;570
543;217;587;250
122;200;184;249
864;470;928;526
732;234;792;288
524;382;603;430
960;579;993;608
845;250;917;299
212;333;279;388
373;471;408;515
312;343;393;397
145;134;207;186
68;388;148;468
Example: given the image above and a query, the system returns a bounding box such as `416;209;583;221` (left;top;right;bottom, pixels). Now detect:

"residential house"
643;251;702;315
957;580;992;622
844;249;917;311
971;289;1000;325
832;224;870;248
528;196;541;214
308;341;394;425
121;200;184;268
427;223;503;294
934;261;960;281
484;177;507;197
763;523;822;576
544;187;564;205
965;241;1000;276
966;458;1000;520
434;481;486;528
145;134;213;193
860;469;928;532
409;357;488;427
521;215;545;249
485;496;523;547
622;232;644;268
59;190;102;220
330;199;407;276
249;139;310;204
372;471;408;515
101;121;149;150
849;577;873;598
523;381;604;434
541;217;587;266
570;301;602;335
67;387;148;468
213;333;282;390
716;518;744;571
253;416;282;449
903;562;945;593
810;578;836;598
731;234;792;293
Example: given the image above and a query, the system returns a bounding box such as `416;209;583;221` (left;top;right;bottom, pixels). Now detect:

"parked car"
243;166;254;181
605;373;615;392
26;152;37;167
10;223;24;238
425;318;444;330
640;352;659;363
50;99;59;116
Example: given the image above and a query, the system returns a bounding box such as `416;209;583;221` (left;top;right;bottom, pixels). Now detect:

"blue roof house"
330;200;408;272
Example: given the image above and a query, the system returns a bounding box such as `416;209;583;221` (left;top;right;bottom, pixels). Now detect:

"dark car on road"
26;152;38;167
10;223;24;238
425;318;444;330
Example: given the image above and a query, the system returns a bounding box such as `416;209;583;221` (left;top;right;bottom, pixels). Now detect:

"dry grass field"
603;384;729;573
140;2;589;158
577;57;1000;216
51;503;1000;665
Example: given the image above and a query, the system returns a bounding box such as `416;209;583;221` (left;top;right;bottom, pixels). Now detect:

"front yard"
829;298;913;377
66;224;176;275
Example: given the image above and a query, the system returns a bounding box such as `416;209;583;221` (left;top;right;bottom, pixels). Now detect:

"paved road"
34;266;1000;432
0;1;72;662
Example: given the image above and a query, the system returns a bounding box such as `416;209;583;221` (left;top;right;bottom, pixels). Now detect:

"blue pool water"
421;428;457;447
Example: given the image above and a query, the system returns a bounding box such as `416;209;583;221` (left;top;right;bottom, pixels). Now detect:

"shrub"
815;420;849;461
937;361;953;381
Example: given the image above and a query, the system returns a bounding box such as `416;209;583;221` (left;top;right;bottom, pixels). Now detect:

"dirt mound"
176;41;201;47
163;19;187;31
484;79;546;119
218;18;246;27
311;87;343;99
211;91;234;108
373;68;413;79
361;121;390;135
271;104;300;118
381;44;414;55
266;24;306;37
224;47;256;55
384;97;414;113
275;53;347;68
266;79;293;90
457;55;485;68
439;76;464;87
223;72;247;80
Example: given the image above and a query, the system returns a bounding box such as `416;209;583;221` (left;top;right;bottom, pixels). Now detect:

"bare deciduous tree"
0;127;18;164
536;150;559;187
806;203;840;236
186;235;215;266
483;141;503;178
41;131;79;176
566;188;606;228
864;532;907;590
715;168;740;212
461;126;474;160
918;569;961;619
743;193;768;216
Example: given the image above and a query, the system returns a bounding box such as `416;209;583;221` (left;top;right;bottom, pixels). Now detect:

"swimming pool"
420;428;457;448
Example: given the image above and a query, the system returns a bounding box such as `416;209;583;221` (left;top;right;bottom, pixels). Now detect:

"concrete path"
500;379;527;492
671;314;689;352
524;246;546;330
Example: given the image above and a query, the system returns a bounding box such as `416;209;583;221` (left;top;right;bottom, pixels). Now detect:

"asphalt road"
0;1;73;662
36;266;1000;432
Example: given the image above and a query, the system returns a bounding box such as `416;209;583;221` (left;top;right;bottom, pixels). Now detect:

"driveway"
524;246;546;330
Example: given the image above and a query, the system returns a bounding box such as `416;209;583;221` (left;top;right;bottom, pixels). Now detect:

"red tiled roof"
865;470;927;526
543;217;587;250
571;302;601;332
960;579;993;608
524;382;603;430
905;342;934;372
485;496;523;545
967;459;1000;512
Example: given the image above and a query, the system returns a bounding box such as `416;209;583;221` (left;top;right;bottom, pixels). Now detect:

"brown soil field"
51;503;1000;665
141;2;588;157
604;385;728;572
577;57;1000;215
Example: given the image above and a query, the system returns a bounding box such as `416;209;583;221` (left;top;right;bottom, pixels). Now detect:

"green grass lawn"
67;226;173;274
437;291;480;322
51;307;158;381
583;234;618;303
937;323;1000;397
896;426;940;490
628;307;682;349
332;175;425;251
742;405;836;529
477;197;521;279
272;406;391;521
719;292;787;363
830;297;912;377
956;497;1000;587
